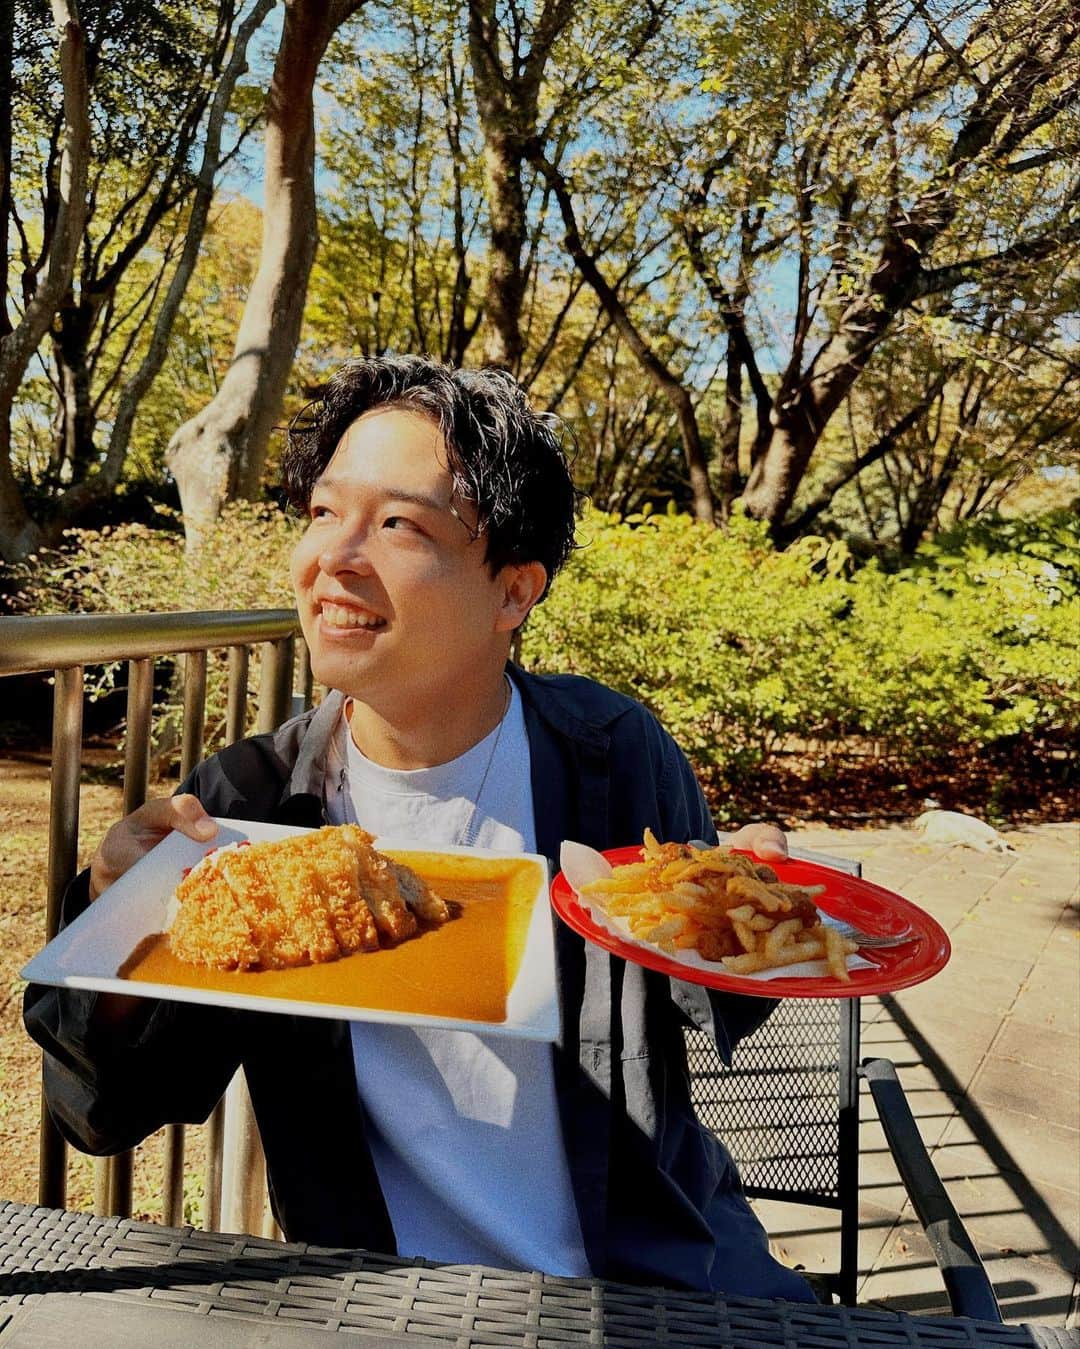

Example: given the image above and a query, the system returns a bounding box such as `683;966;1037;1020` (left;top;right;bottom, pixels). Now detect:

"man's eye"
309;504;332;520
383;515;420;533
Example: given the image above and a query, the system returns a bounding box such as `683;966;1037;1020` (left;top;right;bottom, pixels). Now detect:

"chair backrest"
686;997;852;1203
685;846;863;1302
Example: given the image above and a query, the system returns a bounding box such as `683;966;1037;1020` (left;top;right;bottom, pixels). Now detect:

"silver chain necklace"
457;676;512;848
336;677;512;847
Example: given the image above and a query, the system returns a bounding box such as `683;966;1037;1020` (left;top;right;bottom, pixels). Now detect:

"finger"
167;794;218;842
728;823;789;861
127;794;216;842
89;797;216;899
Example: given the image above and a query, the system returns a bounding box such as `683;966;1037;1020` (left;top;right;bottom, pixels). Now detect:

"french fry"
764;918;802;958
732;919;757;953
823;924;856;982
727;875;790;914
722;939;825;974
646;915;687;942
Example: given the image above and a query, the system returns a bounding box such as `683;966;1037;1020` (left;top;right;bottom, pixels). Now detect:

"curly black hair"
281;356;578;597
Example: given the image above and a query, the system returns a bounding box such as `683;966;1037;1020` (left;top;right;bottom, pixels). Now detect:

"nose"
317;524;376;578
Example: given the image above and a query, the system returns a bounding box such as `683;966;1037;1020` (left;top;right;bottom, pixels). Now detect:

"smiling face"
290;407;544;750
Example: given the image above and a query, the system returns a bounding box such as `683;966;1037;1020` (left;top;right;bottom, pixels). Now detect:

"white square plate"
20;820;559;1041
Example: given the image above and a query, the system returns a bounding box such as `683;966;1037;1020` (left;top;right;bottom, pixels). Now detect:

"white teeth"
321;602;385;630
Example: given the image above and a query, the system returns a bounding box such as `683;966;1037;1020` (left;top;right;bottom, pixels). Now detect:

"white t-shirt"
323;680;590;1275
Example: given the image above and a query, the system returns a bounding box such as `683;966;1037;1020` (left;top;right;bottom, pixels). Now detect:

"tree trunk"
0;0;88;563
166;0;366;546
52;301;97;483
0;0;13;346
466;0;576;376
738;415;819;530
477;130;528;372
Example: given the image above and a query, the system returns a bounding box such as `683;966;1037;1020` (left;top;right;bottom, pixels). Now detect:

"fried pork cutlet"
168;826;448;971
170;852;260;970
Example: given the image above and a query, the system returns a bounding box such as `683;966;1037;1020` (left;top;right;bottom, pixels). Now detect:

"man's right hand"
89;794;218;901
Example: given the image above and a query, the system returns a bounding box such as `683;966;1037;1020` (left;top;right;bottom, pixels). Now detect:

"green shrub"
523;506;1079;792
522;508;855;786
6;503;299;615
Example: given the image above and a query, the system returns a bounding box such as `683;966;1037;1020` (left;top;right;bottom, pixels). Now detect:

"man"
24;356;812;1300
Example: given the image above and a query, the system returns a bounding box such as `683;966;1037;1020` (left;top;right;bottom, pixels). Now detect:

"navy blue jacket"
24;667;812;1299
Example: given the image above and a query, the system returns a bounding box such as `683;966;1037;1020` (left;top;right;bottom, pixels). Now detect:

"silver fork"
687;839;915;948
818;919;915;949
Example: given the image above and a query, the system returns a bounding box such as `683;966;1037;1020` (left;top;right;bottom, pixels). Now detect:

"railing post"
219;1070;268;1236
205;645;251;1233
95;657;154;1219
158;649;209;1227
294;636;313;716
225;644;250;746
38;665;85;1209
216;636;294;1237
258;635;294;734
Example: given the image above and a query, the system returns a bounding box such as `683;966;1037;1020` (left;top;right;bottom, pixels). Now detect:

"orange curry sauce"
120;853;543;1024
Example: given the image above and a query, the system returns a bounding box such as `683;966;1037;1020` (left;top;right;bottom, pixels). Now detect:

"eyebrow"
311;477;449;515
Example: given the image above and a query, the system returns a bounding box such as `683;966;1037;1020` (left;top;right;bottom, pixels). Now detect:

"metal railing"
1;609;311;1233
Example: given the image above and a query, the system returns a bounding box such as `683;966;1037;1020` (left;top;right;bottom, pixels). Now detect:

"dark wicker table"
0;1202;1074;1348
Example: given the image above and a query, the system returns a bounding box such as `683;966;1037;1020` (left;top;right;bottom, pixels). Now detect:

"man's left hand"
726;822;788;862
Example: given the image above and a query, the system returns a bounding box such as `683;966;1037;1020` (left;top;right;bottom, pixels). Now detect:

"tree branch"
913;213;1080;299
0;0;89;409
530;146;714;521
776;368;953;542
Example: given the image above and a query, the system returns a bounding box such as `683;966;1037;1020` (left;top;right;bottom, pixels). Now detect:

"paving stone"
932;1135;1079;1209
992;1019;1080;1075
968;1054;1080;1132
936;1102;1078;1168
1040;925;1080;968
857;1213;954;1317
895;961;1032;1018
855;1134;922;1216
936;1170;1080;1271
753;1193;899;1286
859;1016;909;1047
947;914;1060;960
1010;979;1080;1035
969;896;1074;937
859;1214;1077;1324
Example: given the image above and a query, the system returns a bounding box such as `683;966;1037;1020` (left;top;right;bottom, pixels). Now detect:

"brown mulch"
709;743;1077;830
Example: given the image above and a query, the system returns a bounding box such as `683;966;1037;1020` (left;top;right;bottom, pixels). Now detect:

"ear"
494;561;548;632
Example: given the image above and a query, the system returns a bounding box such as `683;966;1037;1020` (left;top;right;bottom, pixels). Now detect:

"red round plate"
550;845;951;999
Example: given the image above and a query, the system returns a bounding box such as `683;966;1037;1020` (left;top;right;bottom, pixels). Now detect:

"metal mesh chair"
687;998;860;1302
685;847;1001;1320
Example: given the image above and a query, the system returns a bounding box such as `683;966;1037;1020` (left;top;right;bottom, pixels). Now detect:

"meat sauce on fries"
577;829;857;980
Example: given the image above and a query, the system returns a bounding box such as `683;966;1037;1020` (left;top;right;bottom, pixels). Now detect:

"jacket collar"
278;667;620;833
276;689;346;818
